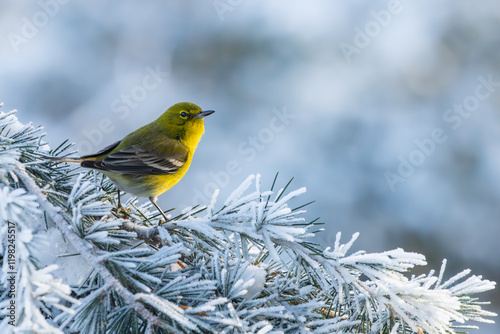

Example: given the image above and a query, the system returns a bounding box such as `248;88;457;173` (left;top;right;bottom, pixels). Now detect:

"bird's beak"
195;110;215;119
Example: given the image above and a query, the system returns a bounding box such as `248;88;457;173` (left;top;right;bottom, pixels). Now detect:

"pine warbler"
45;102;214;221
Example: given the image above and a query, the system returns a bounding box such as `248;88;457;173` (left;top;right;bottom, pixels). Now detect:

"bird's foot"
113;205;131;218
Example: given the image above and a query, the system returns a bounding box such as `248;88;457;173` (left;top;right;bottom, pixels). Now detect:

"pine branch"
13;163;171;332
0;106;497;333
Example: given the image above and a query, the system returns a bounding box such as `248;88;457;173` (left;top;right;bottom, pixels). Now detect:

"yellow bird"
45;102;214;221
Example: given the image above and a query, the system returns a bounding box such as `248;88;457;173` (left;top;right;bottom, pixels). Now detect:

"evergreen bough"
0;104;496;333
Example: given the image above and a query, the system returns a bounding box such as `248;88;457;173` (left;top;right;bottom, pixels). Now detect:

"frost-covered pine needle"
0;107;496;334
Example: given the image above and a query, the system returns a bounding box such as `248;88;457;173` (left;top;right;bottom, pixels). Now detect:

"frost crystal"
0;106;496;333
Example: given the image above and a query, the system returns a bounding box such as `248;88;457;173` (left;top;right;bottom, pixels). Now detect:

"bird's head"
158;102;215;140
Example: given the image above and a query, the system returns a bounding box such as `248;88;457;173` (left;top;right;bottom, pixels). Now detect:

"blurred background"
1;1;499;331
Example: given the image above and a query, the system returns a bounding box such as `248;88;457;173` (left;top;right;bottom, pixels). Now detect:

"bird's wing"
80;141;122;159
81;140;188;175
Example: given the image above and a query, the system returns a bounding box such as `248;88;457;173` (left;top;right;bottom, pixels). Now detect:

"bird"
44;102;214;222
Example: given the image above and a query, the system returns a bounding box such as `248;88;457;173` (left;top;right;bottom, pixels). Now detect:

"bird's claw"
113;205;131;217
157;218;171;226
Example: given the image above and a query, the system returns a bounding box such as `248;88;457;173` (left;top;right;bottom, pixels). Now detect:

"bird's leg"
115;190;130;217
117;190;122;208
115;190;124;215
149;196;169;223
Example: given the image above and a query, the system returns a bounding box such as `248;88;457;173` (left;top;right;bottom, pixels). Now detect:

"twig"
122;221;162;245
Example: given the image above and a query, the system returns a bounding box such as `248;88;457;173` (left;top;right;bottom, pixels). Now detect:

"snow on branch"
0;106;497;333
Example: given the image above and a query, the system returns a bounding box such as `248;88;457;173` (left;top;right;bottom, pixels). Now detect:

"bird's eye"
180;111;188;118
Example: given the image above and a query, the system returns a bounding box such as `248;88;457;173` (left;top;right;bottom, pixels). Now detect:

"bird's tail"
42;155;83;164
